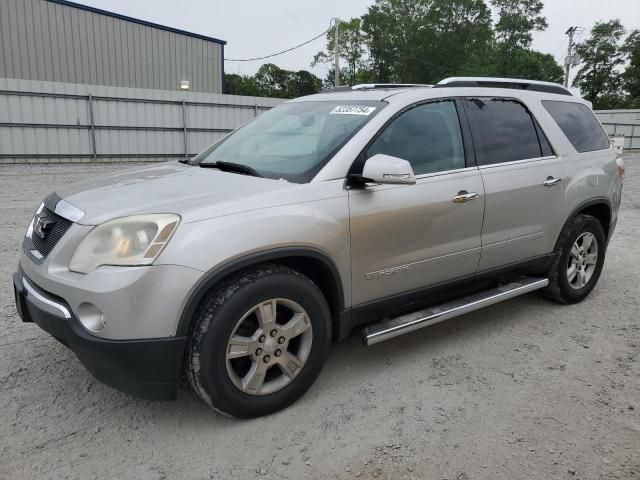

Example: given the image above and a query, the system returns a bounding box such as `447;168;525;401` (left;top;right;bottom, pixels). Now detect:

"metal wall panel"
595;110;640;151
0;0;224;93
0;78;284;163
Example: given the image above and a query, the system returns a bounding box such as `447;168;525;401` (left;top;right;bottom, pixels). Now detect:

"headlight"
25;202;45;238
69;214;180;274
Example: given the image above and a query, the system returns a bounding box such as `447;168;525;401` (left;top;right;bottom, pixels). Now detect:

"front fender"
157;193;351;335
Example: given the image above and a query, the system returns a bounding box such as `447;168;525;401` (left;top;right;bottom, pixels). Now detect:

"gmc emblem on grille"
34;214;55;240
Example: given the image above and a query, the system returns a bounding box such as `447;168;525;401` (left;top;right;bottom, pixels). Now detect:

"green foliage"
224;73;260;96
484;0;560;82
573;20;627;109
359;0;495;84
312;18;368;86
622;30;640;106
467;46;564;83
312;0;562;86
224;1;638;106
224;65;322;99
491;0;547;50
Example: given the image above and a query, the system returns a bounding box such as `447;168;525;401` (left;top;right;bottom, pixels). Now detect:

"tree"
485;0;558;81
360;5;396;82
622;30;640;106
415;0;495;83
286;70;323;97
362;0;432;83
573;20;627;109
464;46;563;82
491;0;547;51
224;65;322;99
223;73;260;96
312;18;368;86
253;64;290;97
511;50;564;83
360;0;494;84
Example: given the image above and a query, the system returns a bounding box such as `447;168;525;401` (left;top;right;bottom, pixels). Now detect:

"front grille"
31;208;73;257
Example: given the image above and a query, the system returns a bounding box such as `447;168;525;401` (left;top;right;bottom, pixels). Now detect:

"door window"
366;100;466;175
465;98;545;165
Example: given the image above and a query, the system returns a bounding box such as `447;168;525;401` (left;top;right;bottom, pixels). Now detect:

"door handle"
452;191;479;203
543;176;562;187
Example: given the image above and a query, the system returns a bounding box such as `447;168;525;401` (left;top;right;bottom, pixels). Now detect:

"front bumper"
13;268;186;400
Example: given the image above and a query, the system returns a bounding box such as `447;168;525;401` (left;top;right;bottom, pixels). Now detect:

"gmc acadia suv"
13;77;624;418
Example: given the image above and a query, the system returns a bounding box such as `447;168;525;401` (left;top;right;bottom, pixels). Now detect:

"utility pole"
333;18;341;87
564;26;578;88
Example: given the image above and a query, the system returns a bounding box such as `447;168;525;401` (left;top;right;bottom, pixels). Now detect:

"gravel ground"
0;156;639;480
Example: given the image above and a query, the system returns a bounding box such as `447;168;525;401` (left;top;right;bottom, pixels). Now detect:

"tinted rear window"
465;98;544;165
542;101;610;153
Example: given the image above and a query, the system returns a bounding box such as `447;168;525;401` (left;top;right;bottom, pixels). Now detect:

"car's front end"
14;193;202;399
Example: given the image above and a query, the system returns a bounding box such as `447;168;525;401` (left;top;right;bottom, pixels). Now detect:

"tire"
545;214;607;304
186;264;331;418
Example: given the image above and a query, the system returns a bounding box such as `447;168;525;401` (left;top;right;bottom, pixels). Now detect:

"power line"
224;29;329;62
552;38;568;60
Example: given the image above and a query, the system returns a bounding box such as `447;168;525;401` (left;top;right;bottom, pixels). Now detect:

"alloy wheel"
567;232;598;290
225;298;313;395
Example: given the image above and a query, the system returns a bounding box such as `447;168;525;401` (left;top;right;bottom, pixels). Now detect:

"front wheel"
186;264;331;418
546;214;607;304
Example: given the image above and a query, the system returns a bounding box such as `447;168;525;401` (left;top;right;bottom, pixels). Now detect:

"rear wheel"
186;264;331;418
546;214;606;304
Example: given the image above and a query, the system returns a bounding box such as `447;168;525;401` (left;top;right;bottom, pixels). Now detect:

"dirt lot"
1;155;639;480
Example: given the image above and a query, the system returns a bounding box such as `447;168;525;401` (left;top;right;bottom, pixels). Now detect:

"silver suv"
13;77;624;418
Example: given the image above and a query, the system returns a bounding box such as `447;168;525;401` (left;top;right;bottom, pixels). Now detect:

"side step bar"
363;277;549;346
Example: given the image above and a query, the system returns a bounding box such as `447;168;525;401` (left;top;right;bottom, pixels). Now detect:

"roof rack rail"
434;77;573;96
330;83;432;92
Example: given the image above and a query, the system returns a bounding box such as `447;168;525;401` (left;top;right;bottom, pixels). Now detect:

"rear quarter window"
542;100;610;153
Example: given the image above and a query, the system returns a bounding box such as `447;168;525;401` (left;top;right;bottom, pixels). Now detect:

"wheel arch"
554;198;612;252
176;247;346;340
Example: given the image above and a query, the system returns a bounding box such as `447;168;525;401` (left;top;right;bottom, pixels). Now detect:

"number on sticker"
330;106;377;116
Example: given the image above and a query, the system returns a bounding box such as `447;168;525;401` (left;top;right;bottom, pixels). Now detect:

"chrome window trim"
414;166;479;180
478;155;558;170
22;277;71;319
55;199;85;222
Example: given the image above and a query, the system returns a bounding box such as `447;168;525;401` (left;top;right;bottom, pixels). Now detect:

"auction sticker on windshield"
330;105;377;116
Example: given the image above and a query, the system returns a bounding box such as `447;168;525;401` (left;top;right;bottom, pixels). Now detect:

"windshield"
192;100;385;183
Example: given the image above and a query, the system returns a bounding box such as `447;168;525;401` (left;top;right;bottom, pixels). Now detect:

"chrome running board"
363;277;549;346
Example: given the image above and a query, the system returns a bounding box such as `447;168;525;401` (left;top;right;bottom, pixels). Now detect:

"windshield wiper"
199;161;262;177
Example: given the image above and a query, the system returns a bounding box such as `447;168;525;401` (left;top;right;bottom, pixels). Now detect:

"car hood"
54;162;299;225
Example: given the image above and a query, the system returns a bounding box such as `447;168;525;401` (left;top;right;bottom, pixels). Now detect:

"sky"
77;0;640;82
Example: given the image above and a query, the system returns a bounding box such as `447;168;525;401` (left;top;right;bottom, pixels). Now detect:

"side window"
536;122;555;157
465;97;543;165
542;100;610;153
366;100;466;176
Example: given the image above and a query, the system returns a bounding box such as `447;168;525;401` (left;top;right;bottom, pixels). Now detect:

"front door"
463;97;566;271
348;99;485;306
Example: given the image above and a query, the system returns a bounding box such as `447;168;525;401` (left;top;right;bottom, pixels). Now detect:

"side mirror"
360;154;416;185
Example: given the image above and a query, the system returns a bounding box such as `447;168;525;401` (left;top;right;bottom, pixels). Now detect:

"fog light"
77;303;105;332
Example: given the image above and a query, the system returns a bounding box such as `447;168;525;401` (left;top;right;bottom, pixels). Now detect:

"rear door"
463;97;565;271
348;98;485;306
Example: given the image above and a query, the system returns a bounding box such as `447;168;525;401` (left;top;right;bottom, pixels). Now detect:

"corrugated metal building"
0;0;226;93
